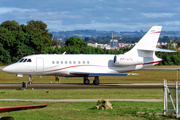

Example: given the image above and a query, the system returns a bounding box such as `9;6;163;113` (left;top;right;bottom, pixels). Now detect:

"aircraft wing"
0;104;47;113
71;72;138;76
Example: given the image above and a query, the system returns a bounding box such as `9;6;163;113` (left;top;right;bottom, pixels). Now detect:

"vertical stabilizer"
125;26;162;57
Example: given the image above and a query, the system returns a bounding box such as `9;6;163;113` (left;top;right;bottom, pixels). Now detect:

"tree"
1;20;19;31
65;37;87;47
25;20;55;54
0;43;11;64
0;20;56;64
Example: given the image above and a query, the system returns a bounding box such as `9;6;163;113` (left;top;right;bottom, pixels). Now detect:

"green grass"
0;70;179;83
0;89;163;99
0;70;178;119
0;101;175;120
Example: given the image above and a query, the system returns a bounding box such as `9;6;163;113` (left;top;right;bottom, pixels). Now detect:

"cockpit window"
19;59;24;62
27;59;32;62
23;59;27;62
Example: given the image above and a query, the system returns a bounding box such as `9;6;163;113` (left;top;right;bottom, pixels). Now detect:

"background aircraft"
2;26;175;85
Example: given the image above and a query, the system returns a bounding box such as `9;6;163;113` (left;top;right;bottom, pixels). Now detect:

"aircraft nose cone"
2;65;18;73
2;66;11;73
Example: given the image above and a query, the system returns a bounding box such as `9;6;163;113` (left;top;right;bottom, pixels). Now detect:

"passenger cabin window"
52;61;55;64
65;61;67;64
57;61;59;64
83;61;85;64
78;61;80;64
87;61;89;64
73;61;76;64
69;61;71;64
27;59;32;62
61;61;63;64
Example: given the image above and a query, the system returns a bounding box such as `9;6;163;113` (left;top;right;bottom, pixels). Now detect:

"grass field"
0;70;179;84
0;70;178;119
0;101;170;120
0;89;163;99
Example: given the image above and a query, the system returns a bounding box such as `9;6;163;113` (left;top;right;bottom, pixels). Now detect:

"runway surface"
0;83;178;89
142;66;180;70
0;66;4;70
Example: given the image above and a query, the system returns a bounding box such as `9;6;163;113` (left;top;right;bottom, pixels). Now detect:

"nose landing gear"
28;75;33;84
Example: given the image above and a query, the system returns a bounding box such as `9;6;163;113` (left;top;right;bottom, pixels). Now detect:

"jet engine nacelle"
114;55;143;66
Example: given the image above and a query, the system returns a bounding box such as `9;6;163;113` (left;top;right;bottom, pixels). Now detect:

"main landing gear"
83;76;99;85
93;76;99;85
84;77;90;84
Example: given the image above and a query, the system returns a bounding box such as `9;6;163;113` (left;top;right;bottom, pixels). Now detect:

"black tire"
84;79;90;84
93;80;99;85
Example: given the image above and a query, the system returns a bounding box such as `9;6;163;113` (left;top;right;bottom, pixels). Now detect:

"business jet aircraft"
2;26;175;85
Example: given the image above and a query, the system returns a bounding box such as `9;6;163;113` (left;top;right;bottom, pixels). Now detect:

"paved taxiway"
0;67;4;70
0;83;178;89
142;66;180;70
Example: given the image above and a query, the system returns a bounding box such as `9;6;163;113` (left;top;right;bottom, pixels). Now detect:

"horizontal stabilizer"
155;48;176;52
138;48;176;52
71;72;138;76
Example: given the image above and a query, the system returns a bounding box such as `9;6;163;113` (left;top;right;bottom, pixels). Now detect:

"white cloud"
0;7;37;14
0;0;180;31
0;7;21;14
142;13;176;18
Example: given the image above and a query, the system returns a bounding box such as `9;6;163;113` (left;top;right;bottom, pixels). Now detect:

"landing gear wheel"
93;76;99;85
28;81;32;84
84;79;90;84
84;77;90;84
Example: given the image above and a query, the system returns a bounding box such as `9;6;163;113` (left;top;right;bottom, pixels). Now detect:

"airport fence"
163;79;180;118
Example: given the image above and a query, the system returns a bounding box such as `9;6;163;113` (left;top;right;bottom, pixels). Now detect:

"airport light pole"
120;38;122;48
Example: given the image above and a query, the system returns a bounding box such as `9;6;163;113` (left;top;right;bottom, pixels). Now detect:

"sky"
0;0;180;32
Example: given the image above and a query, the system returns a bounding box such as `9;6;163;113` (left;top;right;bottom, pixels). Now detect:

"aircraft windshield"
27;59;32;62
18;58;32;63
19;59;24;62
23;59;27;62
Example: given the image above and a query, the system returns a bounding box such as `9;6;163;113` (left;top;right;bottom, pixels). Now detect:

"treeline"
0;20;56;64
48;37;133;54
0;20;180;66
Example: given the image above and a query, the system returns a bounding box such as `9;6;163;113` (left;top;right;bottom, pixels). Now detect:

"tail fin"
125;26;162;57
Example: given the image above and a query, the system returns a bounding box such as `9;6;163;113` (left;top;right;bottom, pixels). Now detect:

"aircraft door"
36;58;44;72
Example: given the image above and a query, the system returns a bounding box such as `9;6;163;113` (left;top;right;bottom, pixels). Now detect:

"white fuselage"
3;54;161;77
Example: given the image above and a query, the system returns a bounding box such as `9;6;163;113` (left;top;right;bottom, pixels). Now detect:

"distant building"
110;39;119;48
